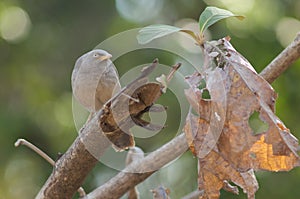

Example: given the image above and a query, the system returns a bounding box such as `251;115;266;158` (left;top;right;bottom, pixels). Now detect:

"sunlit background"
0;0;300;198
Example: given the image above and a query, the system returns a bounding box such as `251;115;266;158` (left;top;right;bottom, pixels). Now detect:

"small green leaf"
137;25;199;44
137;24;182;44
199;6;245;34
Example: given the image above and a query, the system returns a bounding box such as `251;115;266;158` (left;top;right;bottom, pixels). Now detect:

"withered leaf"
99;60;162;151
184;112;258;199
210;38;300;172
99;60;180;151
184;37;300;198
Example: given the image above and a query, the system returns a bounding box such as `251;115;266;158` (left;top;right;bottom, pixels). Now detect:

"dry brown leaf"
184;112;258;199
100;60;181;151
212;38;300;172
184;37;300;198
99;60;161;151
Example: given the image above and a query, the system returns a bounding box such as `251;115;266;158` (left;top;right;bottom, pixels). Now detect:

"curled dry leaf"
100;60;162;151
184;37;300;198
100;59;181;151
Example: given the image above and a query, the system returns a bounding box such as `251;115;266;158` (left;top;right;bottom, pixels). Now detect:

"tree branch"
85;133;188;199
260;32;300;83
36;114;110;198
35;33;300;198
15;139;87;197
85;33;300;198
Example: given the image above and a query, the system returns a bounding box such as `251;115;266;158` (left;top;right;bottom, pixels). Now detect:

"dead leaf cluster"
184;37;300;199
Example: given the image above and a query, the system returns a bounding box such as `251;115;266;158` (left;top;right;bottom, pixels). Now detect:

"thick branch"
85;34;300;198
85;133;188;199
36;114;110;198
260;32;300;83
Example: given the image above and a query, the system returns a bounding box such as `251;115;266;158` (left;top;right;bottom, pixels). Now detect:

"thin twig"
260;32;300;83
14;138;87;198
167;63;182;83
15;138;55;165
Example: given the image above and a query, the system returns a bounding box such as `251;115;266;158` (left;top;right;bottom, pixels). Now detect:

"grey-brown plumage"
71;49;121;112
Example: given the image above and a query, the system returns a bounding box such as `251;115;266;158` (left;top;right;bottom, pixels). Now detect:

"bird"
71;49;121;114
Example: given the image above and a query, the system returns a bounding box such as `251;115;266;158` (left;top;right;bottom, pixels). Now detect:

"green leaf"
199;6;245;34
137;24;182;44
137;24;200;44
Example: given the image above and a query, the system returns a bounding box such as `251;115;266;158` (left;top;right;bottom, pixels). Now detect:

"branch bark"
36;114;110;198
260;32;300;83
36;33;300;198
86;133;188;199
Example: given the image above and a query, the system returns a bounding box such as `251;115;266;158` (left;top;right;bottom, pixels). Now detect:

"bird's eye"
93;53;99;57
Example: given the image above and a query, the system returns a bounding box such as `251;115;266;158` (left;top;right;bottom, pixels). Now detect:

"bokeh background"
1;0;300;198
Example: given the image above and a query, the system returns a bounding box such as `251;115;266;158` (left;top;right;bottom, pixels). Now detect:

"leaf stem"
180;30;205;45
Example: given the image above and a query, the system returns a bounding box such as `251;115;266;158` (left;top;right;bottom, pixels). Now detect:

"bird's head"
72;49;113;85
88;49;112;63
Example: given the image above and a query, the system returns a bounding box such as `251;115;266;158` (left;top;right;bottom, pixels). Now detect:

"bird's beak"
99;54;112;61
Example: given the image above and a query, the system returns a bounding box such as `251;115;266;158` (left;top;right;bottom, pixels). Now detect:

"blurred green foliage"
0;0;300;198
